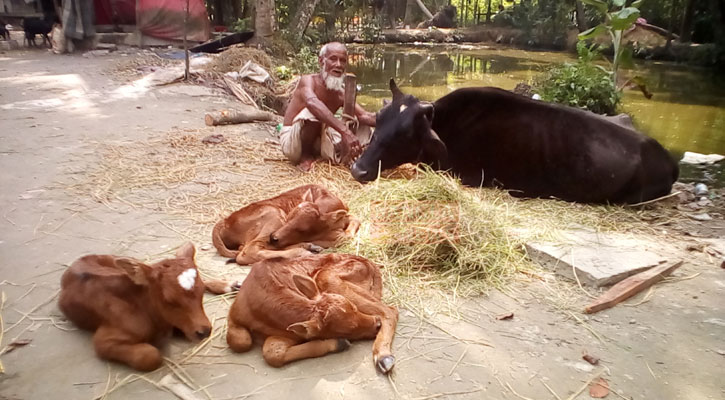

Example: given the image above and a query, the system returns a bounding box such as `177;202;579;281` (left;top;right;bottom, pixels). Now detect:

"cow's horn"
390;79;403;101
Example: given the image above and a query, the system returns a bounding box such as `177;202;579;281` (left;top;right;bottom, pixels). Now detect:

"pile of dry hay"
66;130;680;308
202;45;295;114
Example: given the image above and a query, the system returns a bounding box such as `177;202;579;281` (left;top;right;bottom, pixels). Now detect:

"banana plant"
578;0;642;85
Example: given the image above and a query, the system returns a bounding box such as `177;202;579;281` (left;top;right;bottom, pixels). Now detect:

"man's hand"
338;128;361;164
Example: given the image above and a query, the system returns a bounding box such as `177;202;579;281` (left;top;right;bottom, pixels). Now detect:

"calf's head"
351;79;447;182
269;196;349;248
115;242;212;341
286;274;380;340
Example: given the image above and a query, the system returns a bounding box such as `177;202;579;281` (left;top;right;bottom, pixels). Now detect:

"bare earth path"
1;50;724;400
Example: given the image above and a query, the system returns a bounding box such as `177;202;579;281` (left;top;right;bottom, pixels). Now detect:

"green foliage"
360;18;382;43
491;0;576;45
579;0;641;83
230;18;251;33
274;65;293;81
288;45;320;75
535;43;620;115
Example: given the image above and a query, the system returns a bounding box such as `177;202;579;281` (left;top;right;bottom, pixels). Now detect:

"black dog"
23;17;52;47
0;19;9;41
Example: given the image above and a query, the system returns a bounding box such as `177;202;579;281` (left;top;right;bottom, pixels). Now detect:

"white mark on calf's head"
399;104;407;113
178;268;197;291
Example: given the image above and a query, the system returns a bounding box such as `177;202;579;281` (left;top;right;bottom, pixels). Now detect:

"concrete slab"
526;230;668;287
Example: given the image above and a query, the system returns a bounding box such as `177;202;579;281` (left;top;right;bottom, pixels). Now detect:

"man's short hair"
319;42;346;58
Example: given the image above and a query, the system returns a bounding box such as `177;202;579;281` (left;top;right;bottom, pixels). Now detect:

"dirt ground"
1;49;724;400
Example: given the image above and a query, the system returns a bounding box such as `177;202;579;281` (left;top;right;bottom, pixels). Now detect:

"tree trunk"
214;0;224;26
404;0;417;26
290;0;322;44
253;0;275;45
232;0;241;21
242;0;251;19
575;0;588;32
679;0;695;42
665;0;679;50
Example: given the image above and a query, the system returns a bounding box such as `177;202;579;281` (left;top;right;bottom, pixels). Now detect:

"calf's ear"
293;274;320;300
115;258;151;286
287;319;321;339
301;188;314;203
176;242;196;259
324;209;348;224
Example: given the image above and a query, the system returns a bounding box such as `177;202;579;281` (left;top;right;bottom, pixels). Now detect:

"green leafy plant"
578;0;642;84
535;42;620;115
230;18;251;33
288;45;320;75
274;65;293;81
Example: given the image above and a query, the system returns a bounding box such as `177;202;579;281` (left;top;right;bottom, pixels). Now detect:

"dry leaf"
3;339;32;354
583;353;600;365
496;312;514;320
589;377;609;398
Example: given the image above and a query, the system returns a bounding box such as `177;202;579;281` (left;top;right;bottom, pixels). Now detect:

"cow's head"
269;190;349;248
286;274;381;340
115;242;212;341
351;79;447;182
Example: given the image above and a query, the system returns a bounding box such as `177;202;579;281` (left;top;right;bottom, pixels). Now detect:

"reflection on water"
348;44;725;186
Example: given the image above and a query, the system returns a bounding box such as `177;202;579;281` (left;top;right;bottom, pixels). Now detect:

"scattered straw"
64;127;695;317
411;386;483;400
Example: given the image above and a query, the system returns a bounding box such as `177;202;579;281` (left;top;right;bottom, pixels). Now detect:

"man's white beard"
322;70;345;93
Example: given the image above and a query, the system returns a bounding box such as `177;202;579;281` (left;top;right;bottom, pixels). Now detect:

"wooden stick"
343;73;357;123
204;109;274;126
584;261;683;314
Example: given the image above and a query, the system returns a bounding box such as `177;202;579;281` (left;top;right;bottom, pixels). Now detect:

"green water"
347;44;725;186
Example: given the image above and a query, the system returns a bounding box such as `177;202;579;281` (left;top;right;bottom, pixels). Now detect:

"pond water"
347;44;725;187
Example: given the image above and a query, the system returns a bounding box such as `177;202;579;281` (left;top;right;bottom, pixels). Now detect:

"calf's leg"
236;240;313;265
262;336;350;367
226;320;253;353
93;326;162;371
204;279;242;295
318;267;398;374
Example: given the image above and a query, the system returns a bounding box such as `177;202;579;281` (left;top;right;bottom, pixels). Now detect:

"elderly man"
281;42;377;171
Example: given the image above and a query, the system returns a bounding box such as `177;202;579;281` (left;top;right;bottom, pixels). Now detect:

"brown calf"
58;242;236;371
212;184;359;265
226;254;398;374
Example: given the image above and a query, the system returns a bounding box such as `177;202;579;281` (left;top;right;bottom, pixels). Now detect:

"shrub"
535;44;620;115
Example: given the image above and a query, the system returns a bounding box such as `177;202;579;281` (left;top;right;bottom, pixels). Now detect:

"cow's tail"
212;219;239;258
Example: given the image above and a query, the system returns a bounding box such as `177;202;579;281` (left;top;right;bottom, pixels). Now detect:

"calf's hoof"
230;280;242;291
376;355;395;374
333;339;351;353
306;244;324;253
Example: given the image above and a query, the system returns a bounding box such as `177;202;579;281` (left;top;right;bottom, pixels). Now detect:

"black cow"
351;80;678;204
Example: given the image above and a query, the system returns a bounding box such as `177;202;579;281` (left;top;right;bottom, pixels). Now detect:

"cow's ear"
390;79;403;102
419;102;434;122
293;274;320;300
115;258;151;286
423;129;447;160
382;98;391;107
175;242;196;259
287;319;321;339
301;188;314;203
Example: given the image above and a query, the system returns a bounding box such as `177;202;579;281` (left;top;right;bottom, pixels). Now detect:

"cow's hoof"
306;244;324;253
376;355;395;374
230;280;242;292
334;339;351;353
225;258;237;264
